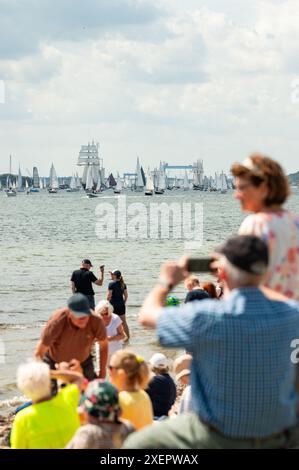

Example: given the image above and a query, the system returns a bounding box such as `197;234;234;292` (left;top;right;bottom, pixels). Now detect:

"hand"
107;336;114;342
159;256;189;288
69;359;83;374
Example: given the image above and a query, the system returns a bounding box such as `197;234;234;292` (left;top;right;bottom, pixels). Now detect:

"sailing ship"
145;168;154;196
183;171;189;191
66;174;80;192
216;171;228;194
155;170;166;194
135;157;144;192
6;155;17;197
17;166;24;192
114;175;123;194
48;163;59;193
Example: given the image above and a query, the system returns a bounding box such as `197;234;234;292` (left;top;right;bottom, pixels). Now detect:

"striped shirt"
157;287;299;438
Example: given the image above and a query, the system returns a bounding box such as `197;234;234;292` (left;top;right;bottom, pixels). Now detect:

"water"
1;188;298;405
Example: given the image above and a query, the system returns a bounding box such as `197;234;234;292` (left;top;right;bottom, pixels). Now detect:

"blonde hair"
95;300;114;317
17;360;51;402
110;350;150;389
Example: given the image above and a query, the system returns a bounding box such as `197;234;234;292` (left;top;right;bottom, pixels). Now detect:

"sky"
1;0;299;177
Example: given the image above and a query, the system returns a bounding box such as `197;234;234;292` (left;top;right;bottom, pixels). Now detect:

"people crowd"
8;153;299;449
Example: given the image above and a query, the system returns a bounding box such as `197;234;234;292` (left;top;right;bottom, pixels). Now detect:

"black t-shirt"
108;280;127;306
71;268;98;296
146;374;176;417
185;289;210;303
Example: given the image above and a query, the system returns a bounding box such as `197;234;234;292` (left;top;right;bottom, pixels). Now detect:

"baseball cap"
81;380;121;421
109;269;121;277
215;235;269;275
149;353;168;368
67;293;91;317
82;259;93;267
173;354;192;381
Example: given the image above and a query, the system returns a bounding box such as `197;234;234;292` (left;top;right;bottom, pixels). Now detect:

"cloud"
0;0;163;59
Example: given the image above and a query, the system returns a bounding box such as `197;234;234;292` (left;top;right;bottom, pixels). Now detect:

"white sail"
193;172;200;186
157;171;166;190
70;175;77;190
82;165;88;186
43;178;47;188
25;179;29;189
135;157;144;190
115;177;123;191
145;168;154;191
49;163;59;189
76;173;81;188
17;166;23;191
39;178;43;189
183;171;189;190
85;166;94;191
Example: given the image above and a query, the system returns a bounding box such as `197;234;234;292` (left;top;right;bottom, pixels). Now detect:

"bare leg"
120;314;130;340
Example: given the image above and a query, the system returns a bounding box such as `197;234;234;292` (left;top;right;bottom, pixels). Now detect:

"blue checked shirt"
157;287;299;438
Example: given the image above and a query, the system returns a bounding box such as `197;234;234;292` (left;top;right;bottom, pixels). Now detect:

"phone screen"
187;258;214;272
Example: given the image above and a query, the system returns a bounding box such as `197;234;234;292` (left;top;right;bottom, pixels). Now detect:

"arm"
139;257;189;328
107;289;113;301
123;289;128;303
108;324;126;342
94;266;104;286
71;281;76;294
35;340;49;360
50;370;84;389
98;339;108;378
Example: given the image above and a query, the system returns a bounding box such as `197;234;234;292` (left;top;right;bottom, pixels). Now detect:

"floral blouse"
239;210;299;301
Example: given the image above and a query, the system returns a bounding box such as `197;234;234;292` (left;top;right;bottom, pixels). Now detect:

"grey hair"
220;256;264;287
95;300;114;317
17;360;51;402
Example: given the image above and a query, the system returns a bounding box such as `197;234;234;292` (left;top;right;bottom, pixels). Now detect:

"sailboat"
135;157;144;192
48;163;59;193
145;168;154;196
193;171;201;190
217;171;228;194
155;171;166;194
30;167;40;192
86;165;98;198
114;176;123;194
6;155;17;197
183;171;189;191
17;166;24;192
67;174;79;192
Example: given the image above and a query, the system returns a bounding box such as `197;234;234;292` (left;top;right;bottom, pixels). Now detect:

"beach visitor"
202;282;218;299
35;293;108;383
95;300;126;361
10;361;82;449
231;153;299;300
123;235;299;449
109;350;153;430
184;276;210;303
66;380;135;449
146;353;176;420
172;354;193;415
107;270;129;339
71;259;104;309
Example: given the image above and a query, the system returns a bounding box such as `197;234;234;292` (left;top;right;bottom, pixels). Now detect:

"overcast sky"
1;0;299;177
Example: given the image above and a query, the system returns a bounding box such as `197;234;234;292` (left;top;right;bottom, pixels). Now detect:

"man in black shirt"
71;259;104;309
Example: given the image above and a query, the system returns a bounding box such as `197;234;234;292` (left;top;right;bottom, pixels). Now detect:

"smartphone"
187;258;214;272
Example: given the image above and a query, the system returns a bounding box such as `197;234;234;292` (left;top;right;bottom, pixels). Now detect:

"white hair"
17;360;51;402
94;300;114;317
220;256;264;287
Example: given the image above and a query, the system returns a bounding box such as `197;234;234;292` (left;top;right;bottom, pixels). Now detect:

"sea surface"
1;188;299;406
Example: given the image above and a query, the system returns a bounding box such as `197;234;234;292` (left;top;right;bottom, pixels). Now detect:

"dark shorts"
112;303;126;316
85;294;95;309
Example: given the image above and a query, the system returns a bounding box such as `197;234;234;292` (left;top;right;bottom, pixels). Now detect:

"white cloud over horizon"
1;0;299;178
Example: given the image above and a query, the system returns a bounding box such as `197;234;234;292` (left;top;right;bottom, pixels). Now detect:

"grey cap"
67;293;91;317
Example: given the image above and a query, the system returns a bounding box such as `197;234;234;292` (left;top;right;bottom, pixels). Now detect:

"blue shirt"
157;287;299;438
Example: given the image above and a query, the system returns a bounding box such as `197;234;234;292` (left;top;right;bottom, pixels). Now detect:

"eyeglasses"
234;182;252;193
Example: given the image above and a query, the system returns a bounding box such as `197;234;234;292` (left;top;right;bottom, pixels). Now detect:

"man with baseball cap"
124;235;299;449
35;293;108;386
71;259;105;309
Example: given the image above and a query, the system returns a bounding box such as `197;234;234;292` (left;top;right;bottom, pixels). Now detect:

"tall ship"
77;140;105;191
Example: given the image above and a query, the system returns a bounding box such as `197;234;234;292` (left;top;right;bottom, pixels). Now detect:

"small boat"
183;171;189;191
114;176;123;194
6;189;17;197
85;165;98;197
6;155;17;197
66;174;80;192
145;168;154;196
86;192;98;198
48;163;59;193
135;157;145;192
155;170;166;194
